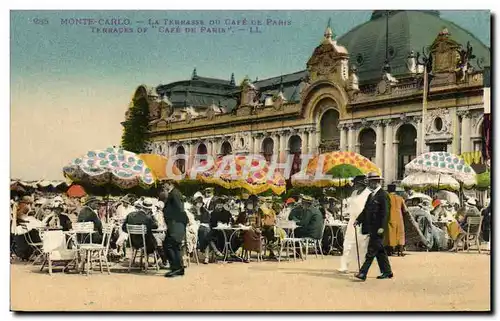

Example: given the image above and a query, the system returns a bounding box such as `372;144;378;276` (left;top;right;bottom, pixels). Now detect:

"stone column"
279;131;288;162
300;130;308;153
374;120;384;171
414;116;422;155
383;119;394;183
249;135;255;156
347;124;356;152
308;128;316;154
272;133;279;157
316;127;321;153
449;108;460;155
253;134;261;155
207;140;213;156
339;124;347;151
459;110;472;154
212;139;220;157
393;133;399;182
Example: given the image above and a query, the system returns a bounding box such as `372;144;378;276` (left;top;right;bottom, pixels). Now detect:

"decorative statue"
299;75;311;98
456;41;476;82
407;51;417;74
348;65;359;91
149;101;161;120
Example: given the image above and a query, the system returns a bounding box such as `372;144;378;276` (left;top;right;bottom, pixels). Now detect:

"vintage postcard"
10;9;491;312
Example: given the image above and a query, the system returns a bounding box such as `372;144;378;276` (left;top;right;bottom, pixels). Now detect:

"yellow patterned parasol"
195;155;286;195
292;151;382;187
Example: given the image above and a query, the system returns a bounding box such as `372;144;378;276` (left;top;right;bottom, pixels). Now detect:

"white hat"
466;198;477;206
193;192;204;200
136;198;154;210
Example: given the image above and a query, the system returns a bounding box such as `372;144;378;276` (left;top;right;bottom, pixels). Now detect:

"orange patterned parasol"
137;154;182;181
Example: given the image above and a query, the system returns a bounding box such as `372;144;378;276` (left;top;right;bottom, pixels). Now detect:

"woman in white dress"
337;176;371;273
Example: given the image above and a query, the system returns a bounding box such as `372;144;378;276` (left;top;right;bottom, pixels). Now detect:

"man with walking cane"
353;172;393;281
337;175;371;273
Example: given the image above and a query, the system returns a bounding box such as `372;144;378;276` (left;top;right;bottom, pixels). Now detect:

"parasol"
405;152;476;187
194;155;286;195
435;190;460;206
401;172;460;191
137;153;182;181
66;184;87;198
291;151;382;187
63;147;156;190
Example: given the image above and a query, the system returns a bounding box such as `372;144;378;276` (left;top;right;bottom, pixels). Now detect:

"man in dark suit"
121;199;159;254
293;195;323;240
354;172;393;281
77;196;103;244
160;180;188;278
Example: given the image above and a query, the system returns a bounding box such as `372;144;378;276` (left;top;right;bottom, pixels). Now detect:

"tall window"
262;137;274;162
397;124;417;180
359;128;376;162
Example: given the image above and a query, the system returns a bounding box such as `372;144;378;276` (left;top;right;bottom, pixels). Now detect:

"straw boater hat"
366;172;384;181
137;198;154;211
301;195;314;203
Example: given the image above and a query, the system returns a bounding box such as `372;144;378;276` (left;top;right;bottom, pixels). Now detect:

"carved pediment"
430;28;461;73
306;28;349;83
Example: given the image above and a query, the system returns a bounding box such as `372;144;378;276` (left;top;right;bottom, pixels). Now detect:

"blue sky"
10;10;490;180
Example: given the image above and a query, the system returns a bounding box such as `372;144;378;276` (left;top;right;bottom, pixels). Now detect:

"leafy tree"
121;97;150;153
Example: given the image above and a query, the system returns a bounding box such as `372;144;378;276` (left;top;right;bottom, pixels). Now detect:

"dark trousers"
360;235;392;275
163;235;183;271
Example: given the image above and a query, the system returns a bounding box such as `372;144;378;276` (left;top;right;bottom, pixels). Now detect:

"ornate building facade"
124;11;490;184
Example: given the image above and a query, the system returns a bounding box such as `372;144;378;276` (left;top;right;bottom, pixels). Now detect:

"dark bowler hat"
353;175;367;185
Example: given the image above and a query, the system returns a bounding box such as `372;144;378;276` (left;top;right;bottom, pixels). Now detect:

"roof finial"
279;76;284;92
439;26;450;36
324;18;333;39
230;73;235;86
192;67;198;80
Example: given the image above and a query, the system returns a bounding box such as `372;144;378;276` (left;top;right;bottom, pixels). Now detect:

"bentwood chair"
302;219;327;259
72;222;96;275
80;223;113;274
463;216;483;254
126;224;160;273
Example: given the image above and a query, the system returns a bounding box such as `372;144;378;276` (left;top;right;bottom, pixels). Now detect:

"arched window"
262;137;274;162
319;109;340;152
197;143;207;155
396;124;417;179
359;128;376;162
175;146;186;174
288;135;302;176
221;141;232;156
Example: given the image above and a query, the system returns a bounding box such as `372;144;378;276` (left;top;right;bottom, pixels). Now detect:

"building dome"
337;10;490;82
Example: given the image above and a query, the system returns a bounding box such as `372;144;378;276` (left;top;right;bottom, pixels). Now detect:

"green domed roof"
337;10;490;82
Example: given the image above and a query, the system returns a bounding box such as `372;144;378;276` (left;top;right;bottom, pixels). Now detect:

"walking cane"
354;223;361;271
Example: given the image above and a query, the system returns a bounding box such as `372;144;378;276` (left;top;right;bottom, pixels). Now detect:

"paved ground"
11;251;490;311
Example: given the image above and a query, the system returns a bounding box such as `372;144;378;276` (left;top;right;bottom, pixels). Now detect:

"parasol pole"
420;64;428;154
